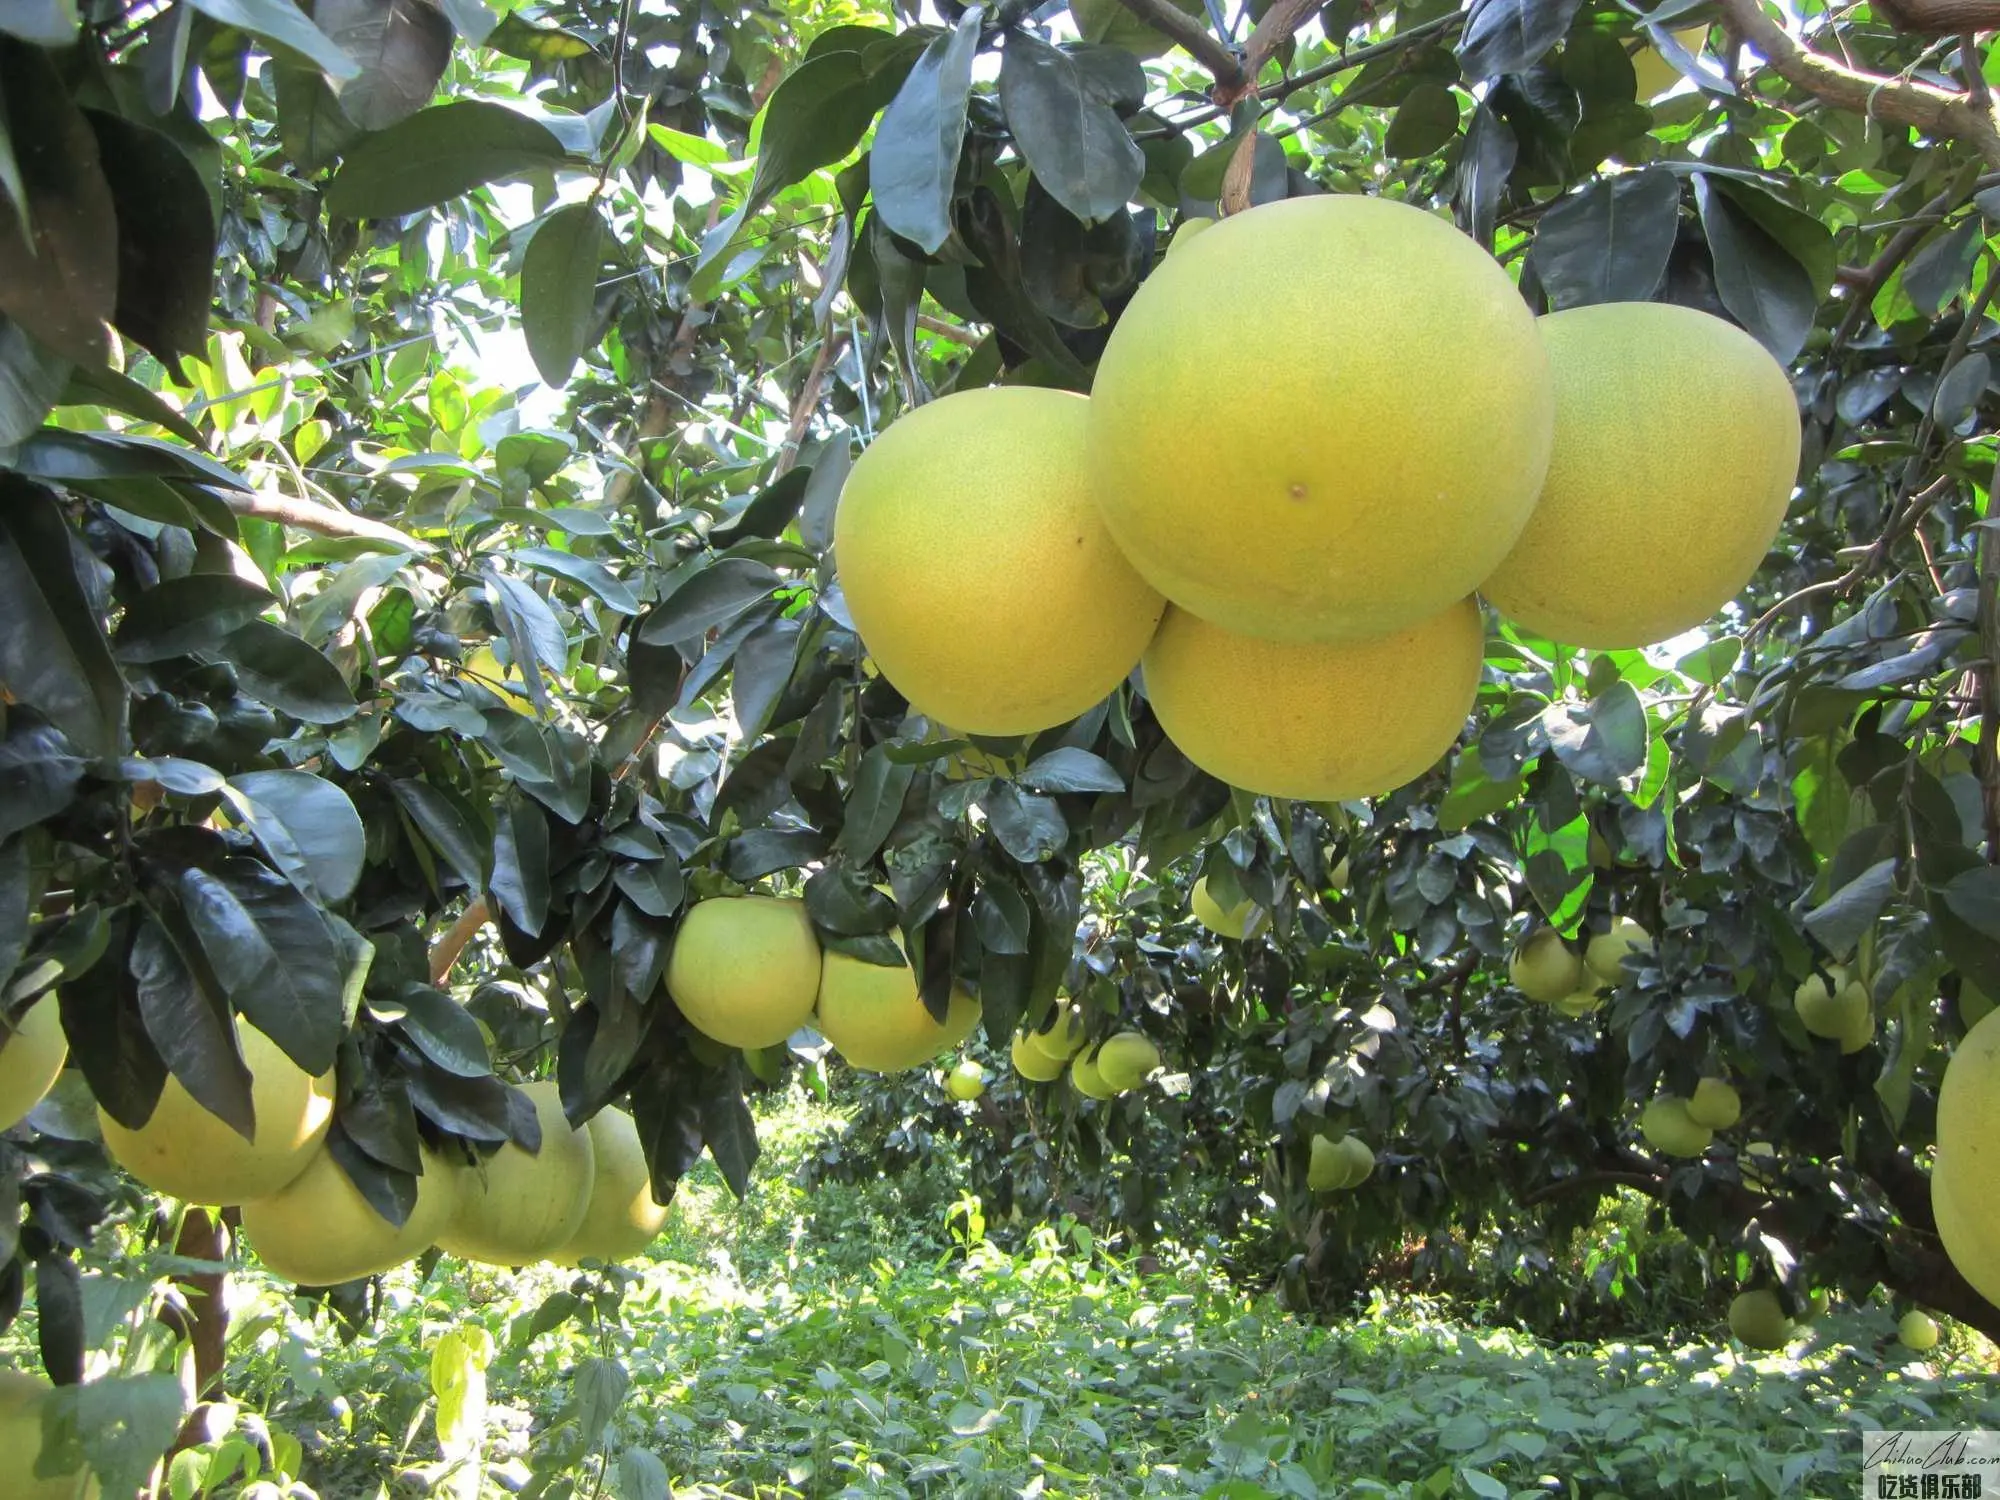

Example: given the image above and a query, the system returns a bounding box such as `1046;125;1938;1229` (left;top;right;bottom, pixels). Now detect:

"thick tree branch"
1875;0;2000;35
224;490;429;551
429;896;490;985
1240;0;1324;86
1716;0;2000;168
1112;0;1246;90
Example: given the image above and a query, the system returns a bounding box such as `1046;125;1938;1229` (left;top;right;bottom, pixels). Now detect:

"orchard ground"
11;1088;1991;1499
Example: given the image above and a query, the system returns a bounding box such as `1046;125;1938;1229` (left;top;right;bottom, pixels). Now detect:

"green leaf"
1940;864;2000;942
1803;856;1896;960
176;861;346;1075
1528;166;1678;309
84;110;217;367
0;0;79;45
387;983;491;1077
1693;172;1814;364
986;783;1067;863
698;1064;760;1197
1437;752;1526;831
183;0;358;78
1459;0;1585;82
223;769;366;904
1901;215;1984;317
870;5;983;254
274;66;365;172
998;31;1144;225
131;908;253;1138
521;201;603;388
314;0;452;131
834;745;916;864
56;361;205;445
112;574;275;662
618;1449;670;1500
1383;83;1461;159
391;778;489;891
639;557;783;645
0;478;128;759
731;616;803;743
325;101;569;218
1018;747;1123;794
511;544;637;615
722;828;825;883
0;715;87;841
1541;682;1646;787
212;618;358;723
489;791;552;936
0;316;69;446
73;1373;187;1500
1705;174;1836;299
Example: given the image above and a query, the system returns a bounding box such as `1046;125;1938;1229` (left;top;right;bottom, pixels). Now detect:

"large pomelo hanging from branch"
1140;598;1484;801
1085;194;1554;643
833;386;1165;736
1479;302;1800;649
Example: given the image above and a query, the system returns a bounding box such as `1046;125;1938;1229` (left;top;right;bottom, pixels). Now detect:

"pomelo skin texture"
1510;930;1583;1003
816;941;982;1073
665;895;822;1049
550;1107;671;1266
1687;1077;1742;1131
240;1143;457;1286
1142;598;1483;801
1728;1289;1793;1350
99;1020;334;1206
1481;302;1800;649
0;997;68;1132
1934;1007;2000;1309
833;386;1164;735
435;1081;594;1267
0;1370;100;1500
1011;1031;1068;1081
1087;194;1554;643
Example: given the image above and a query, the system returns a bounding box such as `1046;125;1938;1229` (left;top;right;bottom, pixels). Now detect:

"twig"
1235;0;1326;98
1831;172;2000;348
1112;0;1246;90
223;490;431;550
1715;0;2000;169
918;313;981;345
774;330;850;478
429;896;491;985
1964;32;1993;110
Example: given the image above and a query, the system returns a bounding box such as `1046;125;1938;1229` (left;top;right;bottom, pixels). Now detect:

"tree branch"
222;490;430;551
428;896;490;985
1239;0;1325;90
1715;0;2000;168
774;330;850;479
1112;0;1246;90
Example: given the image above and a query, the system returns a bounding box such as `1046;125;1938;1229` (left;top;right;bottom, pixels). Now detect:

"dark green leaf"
1803;856;1896;960
1018;747;1123;794
130;909;252;1139
325;1123;419;1233
223;770;366;904
177;860;345;1074
805;866;897;936
325;101;568;218
489;792;551;937
511;544;638;615
1528;167;1678;309
57;361;205;445
0;317;67;446
391;778;489;891
387;983;491;1077
639;557;783;645
1902;215;1984;317
731;616;802;743
871;5;983;254
521;201;603;388
1450;101;1516;248
697;1065;759;1199
1941;865;2000;942
186;0;358;76
985;783;1067;863
835;745;916;864
1458;0;1585;83
1384;84;1461;159
274;66;365;172
113;574;274;662
998;31;1144;225
1542;682;1647;787
314;0;452;131
612;858;683;919
0;716;85;841
83;110;217;367
0;477;128;758
721;829;825;883
1693;172;1814;364
212;618;359;723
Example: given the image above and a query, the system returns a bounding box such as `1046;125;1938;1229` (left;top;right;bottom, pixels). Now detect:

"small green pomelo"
1585;918;1652;985
1510;929;1584;1004
1686;1077;1742;1130
1011;1031;1067;1082
1727;1289;1793;1351
1095;1032;1160;1093
1640;1097;1712;1158
946;1060;986;1101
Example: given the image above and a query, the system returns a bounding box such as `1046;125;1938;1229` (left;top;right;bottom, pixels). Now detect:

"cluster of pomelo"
1507;916;1653;1017
1639;1077;1740;1158
0;1001;670;1288
1306;1132;1375;1192
1005;999;1161;1097
833;193;1800;804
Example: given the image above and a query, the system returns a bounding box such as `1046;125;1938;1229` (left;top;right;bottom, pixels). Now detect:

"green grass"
12;1089;1998;1498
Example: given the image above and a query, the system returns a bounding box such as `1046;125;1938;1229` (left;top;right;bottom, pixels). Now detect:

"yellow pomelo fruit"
1510;930;1583;1004
1935;1008;2000;1306
1070;1048;1117;1100
946;1060;986;1101
1641;1097;1712;1158
1630;26;1709;98
1087;194;1554;643
0;998;68;1132
1585;918;1652;985
1480;303;1800;649
1837;1002;1877;1054
464;644;536;714
1307;1134;1353;1191
0;1370;99;1500
1191;875;1265;940
99;1021;334;1205
434;1081;594;1266
816;940;981;1073
1024;1001;1087;1062
1727;1289;1793;1350
1334;1135;1375;1187
1555;990;1606;1018
550;1107;670;1266
1011;1031;1067;1082
1169;216;1217;254
1142;599;1482;801
240;1145;456;1286
1794;967;1869;1040
832;386;1165;736
1898;1310;1941;1351
1095;1032;1160;1093
665;895;822;1049
1686;1077;1742;1131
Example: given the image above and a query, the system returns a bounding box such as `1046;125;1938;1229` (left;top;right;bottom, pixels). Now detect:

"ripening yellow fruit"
816;939;981;1073
435;1081;594;1267
1585;918;1652;985
1727;1289;1793;1350
0;998;67;1132
1630;25;1709;98
1934;1008;2000;1308
1095;1032;1160;1092
240;1145;457;1286
99;1020;334;1206
0;1370;99;1500
1555;990;1606;1018
1795;967;1870;1041
833;386;1164;735
1024;1001;1087;1062
1480;303;1800;649
1191;875;1265;940
1142;599;1483;801
1333;1135;1375;1187
1070;1048;1117;1100
1686;1077;1742;1131
946;1060;986;1101
1510;930;1583;1004
1640;1097;1712;1158
550;1107;671;1266
665;896;822;1049
1087;195;1552;643
1011;1031;1067;1082
1899;1310;1941;1351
